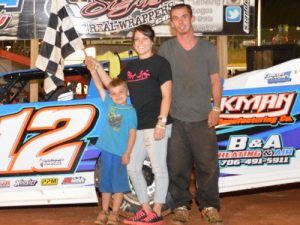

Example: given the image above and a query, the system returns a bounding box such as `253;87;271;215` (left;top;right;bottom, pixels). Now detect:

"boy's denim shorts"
99;150;130;194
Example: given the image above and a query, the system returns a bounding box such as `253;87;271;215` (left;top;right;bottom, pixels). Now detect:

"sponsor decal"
0;0;24;30
219;92;296;125
0;180;10;188
219;134;296;167
62;176;86;185
265;71;292;84
243;0;250;33
0;105;97;176
40;158;64;168
41;178;59;186
13;179;38;187
225;6;241;23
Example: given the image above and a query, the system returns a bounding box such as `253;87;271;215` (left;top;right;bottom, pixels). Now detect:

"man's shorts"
99;150;130;193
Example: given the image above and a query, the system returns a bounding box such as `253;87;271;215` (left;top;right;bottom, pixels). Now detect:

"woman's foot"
123;209;147;225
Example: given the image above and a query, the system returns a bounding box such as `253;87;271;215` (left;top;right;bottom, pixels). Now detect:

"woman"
85;24;172;225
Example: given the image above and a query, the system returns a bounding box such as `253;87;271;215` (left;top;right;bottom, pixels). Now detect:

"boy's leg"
102;192;112;211
111;192;123;213
106;193;123;225
95;192;111;225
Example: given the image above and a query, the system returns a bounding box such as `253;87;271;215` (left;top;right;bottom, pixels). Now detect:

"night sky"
261;0;300;28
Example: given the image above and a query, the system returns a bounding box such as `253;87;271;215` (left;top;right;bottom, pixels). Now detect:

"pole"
217;36;228;79
30;0;39;102
257;0;261;46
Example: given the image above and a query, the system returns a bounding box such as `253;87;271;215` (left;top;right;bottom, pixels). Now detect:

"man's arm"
208;73;223;128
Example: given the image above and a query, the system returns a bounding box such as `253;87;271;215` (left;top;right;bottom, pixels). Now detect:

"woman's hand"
154;123;166;140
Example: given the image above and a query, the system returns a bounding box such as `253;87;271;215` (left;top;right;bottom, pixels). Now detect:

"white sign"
186;0;223;33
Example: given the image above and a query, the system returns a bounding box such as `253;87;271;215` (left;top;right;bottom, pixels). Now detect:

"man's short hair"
170;4;193;17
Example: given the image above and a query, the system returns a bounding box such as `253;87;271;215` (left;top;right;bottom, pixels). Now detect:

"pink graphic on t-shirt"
127;70;150;82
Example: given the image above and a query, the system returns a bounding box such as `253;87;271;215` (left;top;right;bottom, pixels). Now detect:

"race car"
0;61;163;215
0;58;299;216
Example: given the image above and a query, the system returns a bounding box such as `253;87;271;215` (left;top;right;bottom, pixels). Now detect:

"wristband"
158;115;167;123
156;124;166;129
212;106;221;113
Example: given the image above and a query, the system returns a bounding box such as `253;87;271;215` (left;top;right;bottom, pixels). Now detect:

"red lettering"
80;0;168;19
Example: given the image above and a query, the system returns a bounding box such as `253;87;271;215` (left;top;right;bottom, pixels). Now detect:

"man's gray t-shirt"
158;38;219;122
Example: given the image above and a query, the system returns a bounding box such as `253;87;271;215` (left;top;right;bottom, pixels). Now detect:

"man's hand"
208;110;220;128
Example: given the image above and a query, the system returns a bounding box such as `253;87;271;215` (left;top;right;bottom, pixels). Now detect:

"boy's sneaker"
136;211;163;225
123;209;147;225
201;207;223;224
172;206;189;223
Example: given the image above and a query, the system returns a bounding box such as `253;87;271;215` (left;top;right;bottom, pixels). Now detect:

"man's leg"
188;120;220;210
168;119;193;208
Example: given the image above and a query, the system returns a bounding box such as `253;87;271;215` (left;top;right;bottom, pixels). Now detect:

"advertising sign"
186;0;255;35
219;58;300;192
0;0;255;40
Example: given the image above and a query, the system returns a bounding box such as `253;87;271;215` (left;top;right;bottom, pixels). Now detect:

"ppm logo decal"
41;178;59;186
0;0;24;29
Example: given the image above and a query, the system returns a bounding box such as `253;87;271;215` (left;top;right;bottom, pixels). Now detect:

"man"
158;3;223;224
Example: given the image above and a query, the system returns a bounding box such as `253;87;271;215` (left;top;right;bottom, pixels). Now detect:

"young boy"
90;66;137;225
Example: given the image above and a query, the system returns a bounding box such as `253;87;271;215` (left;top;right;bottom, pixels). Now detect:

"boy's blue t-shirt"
96;95;137;156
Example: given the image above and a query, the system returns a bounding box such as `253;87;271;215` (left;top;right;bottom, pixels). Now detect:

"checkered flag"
35;0;84;94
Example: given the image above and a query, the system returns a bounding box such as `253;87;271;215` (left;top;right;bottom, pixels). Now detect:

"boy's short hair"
108;77;128;89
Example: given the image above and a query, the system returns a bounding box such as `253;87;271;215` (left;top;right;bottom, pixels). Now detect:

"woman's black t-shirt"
119;54;172;130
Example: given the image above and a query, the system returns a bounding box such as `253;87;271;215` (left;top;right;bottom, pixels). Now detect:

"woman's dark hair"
132;24;155;42
170;4;193;17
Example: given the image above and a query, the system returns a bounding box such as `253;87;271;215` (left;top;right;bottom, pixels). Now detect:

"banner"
186;0;255;35
0;0;255;40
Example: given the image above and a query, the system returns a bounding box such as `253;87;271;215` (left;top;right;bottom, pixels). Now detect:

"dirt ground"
0;183;300;225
